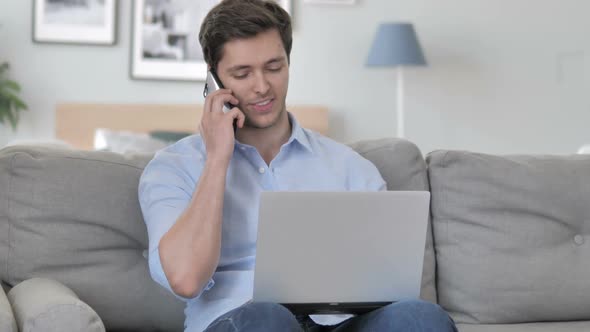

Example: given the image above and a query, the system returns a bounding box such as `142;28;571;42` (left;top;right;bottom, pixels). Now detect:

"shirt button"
258;167;266;174
574;234;584;245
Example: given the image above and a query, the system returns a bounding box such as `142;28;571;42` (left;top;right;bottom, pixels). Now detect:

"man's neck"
236;111;292;165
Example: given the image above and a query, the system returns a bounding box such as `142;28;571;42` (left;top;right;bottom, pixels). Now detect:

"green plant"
0;62;27;130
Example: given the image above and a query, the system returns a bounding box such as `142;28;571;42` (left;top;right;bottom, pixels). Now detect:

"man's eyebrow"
265;57;286;65
228;64;251;72
227;57;286;72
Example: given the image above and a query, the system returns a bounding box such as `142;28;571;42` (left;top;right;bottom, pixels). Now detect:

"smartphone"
203;70;233;114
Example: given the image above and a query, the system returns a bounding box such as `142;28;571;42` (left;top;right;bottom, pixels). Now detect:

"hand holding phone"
203;70;241;134
200;70;244;164
203;70;234;114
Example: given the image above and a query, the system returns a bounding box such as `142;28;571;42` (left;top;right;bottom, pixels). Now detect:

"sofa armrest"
7;278;105;332
0;282;17;332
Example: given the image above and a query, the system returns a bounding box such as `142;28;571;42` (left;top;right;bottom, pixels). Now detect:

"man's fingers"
212;93;239;114
203;88;228;114
199;122;207;143
229;108;246;128
226;94;239;107
238;110;246;128
202;89;243;132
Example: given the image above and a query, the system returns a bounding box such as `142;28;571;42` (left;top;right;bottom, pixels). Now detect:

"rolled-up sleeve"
138;148;214;301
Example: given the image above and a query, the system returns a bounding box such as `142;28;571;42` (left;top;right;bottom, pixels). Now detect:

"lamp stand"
396;67;405;138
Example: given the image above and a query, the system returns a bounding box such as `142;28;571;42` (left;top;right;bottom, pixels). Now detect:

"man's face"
216;29;289;130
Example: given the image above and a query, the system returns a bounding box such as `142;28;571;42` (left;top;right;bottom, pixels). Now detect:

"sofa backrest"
427;150;590;324
0;146;185;331
350;138;436;303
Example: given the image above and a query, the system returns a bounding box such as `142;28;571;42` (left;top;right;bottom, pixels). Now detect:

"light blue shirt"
138;113;386;332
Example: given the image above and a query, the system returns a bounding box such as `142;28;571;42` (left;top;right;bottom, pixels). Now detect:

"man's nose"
253;72;270;95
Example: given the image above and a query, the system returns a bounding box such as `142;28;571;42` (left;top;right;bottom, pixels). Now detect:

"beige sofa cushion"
0;146;185;331
428;151;590;324
350;138;436;303
0;282;17;332
8;278;104;332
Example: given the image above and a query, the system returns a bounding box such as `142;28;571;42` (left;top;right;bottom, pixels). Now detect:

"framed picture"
130;0;291;81
33;0;117;45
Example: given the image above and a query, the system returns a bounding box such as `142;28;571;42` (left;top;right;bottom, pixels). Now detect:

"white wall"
1;0;589;154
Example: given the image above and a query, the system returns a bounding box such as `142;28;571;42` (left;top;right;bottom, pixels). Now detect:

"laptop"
252;191;430;315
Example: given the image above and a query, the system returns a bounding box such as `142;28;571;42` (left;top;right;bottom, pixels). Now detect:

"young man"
139;1;458;331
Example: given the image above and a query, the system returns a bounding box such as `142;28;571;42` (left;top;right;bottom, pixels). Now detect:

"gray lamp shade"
367;23;427;67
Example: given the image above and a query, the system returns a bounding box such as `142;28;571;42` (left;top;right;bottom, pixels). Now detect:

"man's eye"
233;73;248;79
267;66;282;72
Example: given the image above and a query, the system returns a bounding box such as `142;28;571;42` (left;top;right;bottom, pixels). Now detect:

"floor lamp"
367;23;427;138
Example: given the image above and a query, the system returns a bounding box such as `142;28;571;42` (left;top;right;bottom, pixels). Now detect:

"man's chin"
243;118;276;130
243;108;285;129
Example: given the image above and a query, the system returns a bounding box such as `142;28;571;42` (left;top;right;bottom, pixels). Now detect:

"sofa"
0;138;589;332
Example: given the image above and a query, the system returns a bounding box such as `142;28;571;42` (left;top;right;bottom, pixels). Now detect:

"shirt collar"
234;111;314;153
286;112;313;153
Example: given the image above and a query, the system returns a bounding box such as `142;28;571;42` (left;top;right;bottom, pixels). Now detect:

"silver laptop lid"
253;191;430;309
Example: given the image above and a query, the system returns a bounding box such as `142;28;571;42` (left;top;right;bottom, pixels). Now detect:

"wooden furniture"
55;103;329;150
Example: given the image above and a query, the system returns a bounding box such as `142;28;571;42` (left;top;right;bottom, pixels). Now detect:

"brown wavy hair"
199;0;293;71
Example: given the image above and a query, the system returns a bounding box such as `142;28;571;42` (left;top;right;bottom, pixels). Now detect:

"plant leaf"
3;91;26;108
0;62;8;75
5;100;17;130
13;98;27;111
0;80;21;93
0;105;6;124
0;99;9;119
0;62;26;129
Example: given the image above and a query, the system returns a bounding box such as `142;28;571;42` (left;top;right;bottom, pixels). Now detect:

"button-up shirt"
139;113;386;331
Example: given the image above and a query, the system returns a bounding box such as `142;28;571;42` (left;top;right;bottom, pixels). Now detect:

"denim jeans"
203;299;458;332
